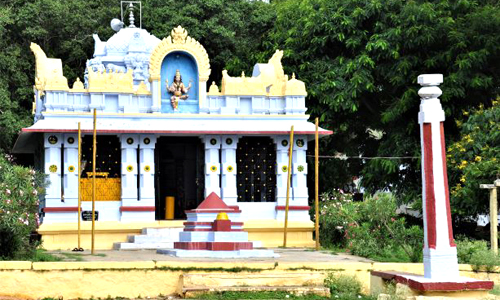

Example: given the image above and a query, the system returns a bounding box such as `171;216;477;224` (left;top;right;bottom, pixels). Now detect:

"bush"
470;249;500;272
455;236;489;264
316;191;423;262
0;153;45;260
324;272;362;299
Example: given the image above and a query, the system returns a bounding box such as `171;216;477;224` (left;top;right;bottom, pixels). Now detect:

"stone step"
182;286;331;298
141;227;183;236
180;272;325;289
128;235;179;243
113;242;174;250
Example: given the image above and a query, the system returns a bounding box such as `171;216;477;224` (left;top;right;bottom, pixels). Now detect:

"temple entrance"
155;137;205;220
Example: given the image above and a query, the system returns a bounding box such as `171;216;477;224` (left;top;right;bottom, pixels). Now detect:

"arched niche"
160;51;199;113
148;26;211;114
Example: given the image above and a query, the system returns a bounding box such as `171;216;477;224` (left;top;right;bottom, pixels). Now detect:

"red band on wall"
119;206;155;212
276;206;310;211
43;207;79;212
440;122;456;247
423;123;437;249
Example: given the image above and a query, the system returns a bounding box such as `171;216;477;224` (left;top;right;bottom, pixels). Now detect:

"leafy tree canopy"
448;100;499;219
269;0;499;203
0;0;274;152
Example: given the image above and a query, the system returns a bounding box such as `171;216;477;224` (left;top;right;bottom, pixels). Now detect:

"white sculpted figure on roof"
166;69;192;111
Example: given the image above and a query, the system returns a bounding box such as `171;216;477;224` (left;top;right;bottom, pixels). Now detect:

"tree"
269;0;500;204
447;100;499;219
0;0;275;153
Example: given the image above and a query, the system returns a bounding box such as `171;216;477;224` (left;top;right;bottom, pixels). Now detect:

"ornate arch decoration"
149;26;211;81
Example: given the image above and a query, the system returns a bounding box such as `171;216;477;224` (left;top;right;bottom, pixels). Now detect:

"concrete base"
371;270;493;299
38;220;314;250
157;249;279;258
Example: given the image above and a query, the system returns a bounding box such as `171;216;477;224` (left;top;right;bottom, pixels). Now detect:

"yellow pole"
91;109;96;255
77;122;82;250
490;187;498;255
283;125;294;248
315;118;320;250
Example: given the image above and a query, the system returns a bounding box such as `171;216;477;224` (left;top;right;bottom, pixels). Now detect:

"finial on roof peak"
120;1;142;29
128;3;135;28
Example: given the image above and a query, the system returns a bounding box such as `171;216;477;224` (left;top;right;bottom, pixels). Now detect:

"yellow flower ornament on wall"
68;165;75;172
210;165;218;172
227;166;233;172
281;165;288;172
144;165;151;172
127;165;134;172
49;165;58;173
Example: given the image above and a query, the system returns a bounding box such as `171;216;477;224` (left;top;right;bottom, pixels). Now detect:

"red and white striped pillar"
418;74;459;279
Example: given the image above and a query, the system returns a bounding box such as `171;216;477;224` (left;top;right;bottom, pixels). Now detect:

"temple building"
13;6;331;250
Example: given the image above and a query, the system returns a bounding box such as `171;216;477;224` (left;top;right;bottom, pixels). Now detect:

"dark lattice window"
236;137;276;202
81;135;121;178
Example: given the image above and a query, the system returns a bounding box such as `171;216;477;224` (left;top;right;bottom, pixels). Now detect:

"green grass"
490;285;500;296
188;291;328;299
31;249;62;262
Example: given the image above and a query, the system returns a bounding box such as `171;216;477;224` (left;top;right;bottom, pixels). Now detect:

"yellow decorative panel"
87;68;134;93
220;50;307;97
149;26;211;81
80;178;121;201
30;42;70;92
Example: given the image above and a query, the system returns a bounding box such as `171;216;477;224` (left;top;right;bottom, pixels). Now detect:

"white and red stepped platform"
113;227;183;250
157;192;278;258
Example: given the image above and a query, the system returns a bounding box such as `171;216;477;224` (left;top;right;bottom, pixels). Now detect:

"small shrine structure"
158;192;277;257
13;4;331;250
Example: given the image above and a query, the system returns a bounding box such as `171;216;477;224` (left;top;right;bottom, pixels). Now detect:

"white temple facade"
13;14;331;249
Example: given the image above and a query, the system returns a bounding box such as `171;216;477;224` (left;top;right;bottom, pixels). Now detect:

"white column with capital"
221;135;238;205
120;134;140;221
290;135;310;221
418;74;459;279
42;133;71;223
137;134;156;221
273;136;290;220
203;135;221;197
63;134;79;212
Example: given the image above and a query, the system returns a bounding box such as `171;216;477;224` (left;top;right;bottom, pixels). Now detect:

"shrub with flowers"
448;99;499;219
316;190;423;262
0;153;45;259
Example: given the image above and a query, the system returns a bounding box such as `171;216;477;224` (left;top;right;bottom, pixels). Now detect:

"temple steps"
113;227;183;250
178;273;331;298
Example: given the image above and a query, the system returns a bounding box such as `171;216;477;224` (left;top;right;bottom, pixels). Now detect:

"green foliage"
189;291;327;299
0;152;45;259
447;100;500;218
455;236;500;272
270;0;500;203
324;272;376;300
0;0;275;153
455;235;489;264
469;249;500;272
324;272;361;298
317;191;423;262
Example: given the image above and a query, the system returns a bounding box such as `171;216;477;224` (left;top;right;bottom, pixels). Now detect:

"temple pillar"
418;74;459;279
221;135;238;205
273;136;290;220
62;134;79;208
290;135;310;221
120;134;144;221
43;133;74;222
138;135;156;219
203;135;221;197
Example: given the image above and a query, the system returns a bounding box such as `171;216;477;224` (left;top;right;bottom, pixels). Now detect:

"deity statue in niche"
166;69;192;111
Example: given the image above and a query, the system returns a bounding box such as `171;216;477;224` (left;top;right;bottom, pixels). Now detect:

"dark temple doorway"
155;137;205;220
